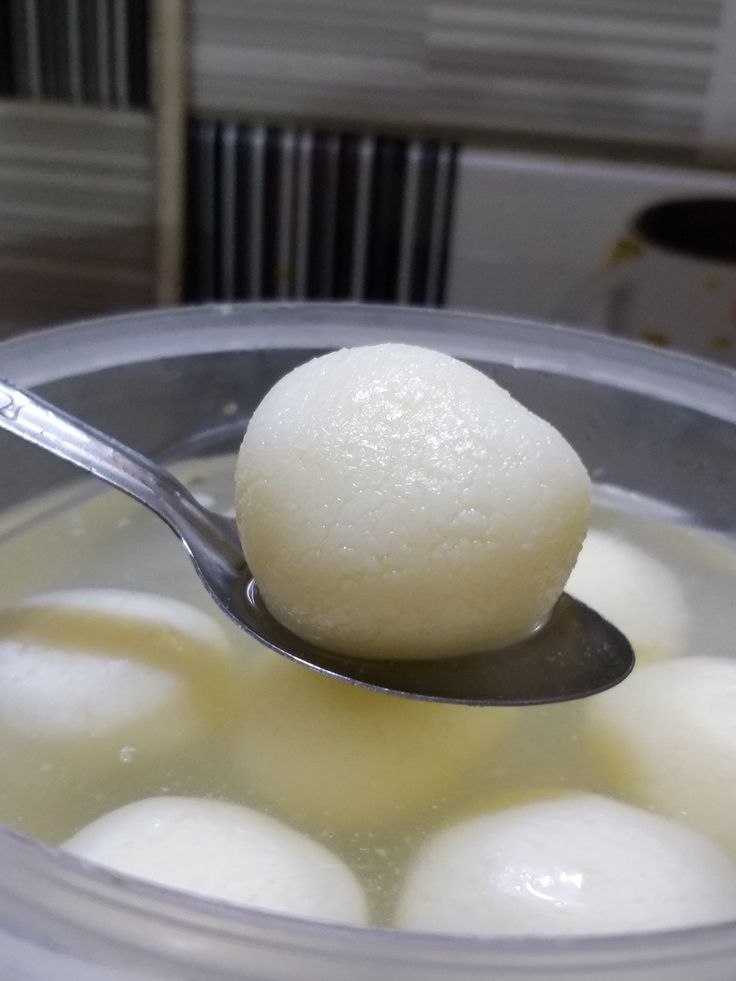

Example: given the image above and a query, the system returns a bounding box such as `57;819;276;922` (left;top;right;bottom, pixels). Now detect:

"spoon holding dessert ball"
0;375;634;706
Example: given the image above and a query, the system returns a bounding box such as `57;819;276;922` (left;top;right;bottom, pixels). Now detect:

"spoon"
0;377;634;706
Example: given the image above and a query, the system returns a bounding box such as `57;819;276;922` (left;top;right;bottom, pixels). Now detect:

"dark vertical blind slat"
0;2;16;94
409;142;439;306
127;0;148;107
364;137;407;302
202;121;221;301
184;121;221;303
434;145;459;307
184;120;458;310
9;0;30;96
306;132;332;299
2;0;149;106
106;0;118;107
234;128;254;300
38;0;54;96
332;134;360;299
261;127;282;299
55;0;72;100
184;123;203;302
80;0;100;103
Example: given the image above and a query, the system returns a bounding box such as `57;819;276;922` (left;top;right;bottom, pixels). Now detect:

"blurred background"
1;0;736;362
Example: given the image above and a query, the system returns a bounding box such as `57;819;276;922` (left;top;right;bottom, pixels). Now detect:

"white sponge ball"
64;796;368;923
0;589;235;837
235;344;590;659
584;656;736;854
395;793;736;935
0;589;233;744
566;529;686;663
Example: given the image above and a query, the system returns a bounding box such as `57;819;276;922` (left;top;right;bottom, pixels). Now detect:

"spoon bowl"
0;376;634;706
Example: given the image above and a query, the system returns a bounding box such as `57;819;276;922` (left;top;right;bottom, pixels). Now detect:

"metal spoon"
0;377;634;706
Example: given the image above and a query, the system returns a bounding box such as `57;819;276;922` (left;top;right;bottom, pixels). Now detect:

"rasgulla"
235;344;590;660
395;792;736;935
584;657;736;854
64;796;368;923
566;529;686;663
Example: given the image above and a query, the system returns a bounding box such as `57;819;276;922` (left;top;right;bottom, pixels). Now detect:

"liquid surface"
0;454;735;928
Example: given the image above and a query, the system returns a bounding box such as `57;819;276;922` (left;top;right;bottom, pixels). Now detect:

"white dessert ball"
64;796;368;923
584;657;736;854
0;589;233;742
566;529;687;663
229;655;517;833
0;590;235;837
235;344;590;659
395;793;736;935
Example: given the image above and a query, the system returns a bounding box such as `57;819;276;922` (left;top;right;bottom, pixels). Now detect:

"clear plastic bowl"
0;303;735;980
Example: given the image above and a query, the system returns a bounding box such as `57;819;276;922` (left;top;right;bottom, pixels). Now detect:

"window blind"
1;0;149;108
191;0;736;157
0;100;155;332
185;119;457;306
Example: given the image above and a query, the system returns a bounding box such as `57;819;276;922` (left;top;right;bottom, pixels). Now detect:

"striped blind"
427;1;721;146
0;0;149;108
0;100;155;333
191;0;736;155
185;120;457;306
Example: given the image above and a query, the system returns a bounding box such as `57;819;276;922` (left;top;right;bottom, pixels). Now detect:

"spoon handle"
0;377;243;570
